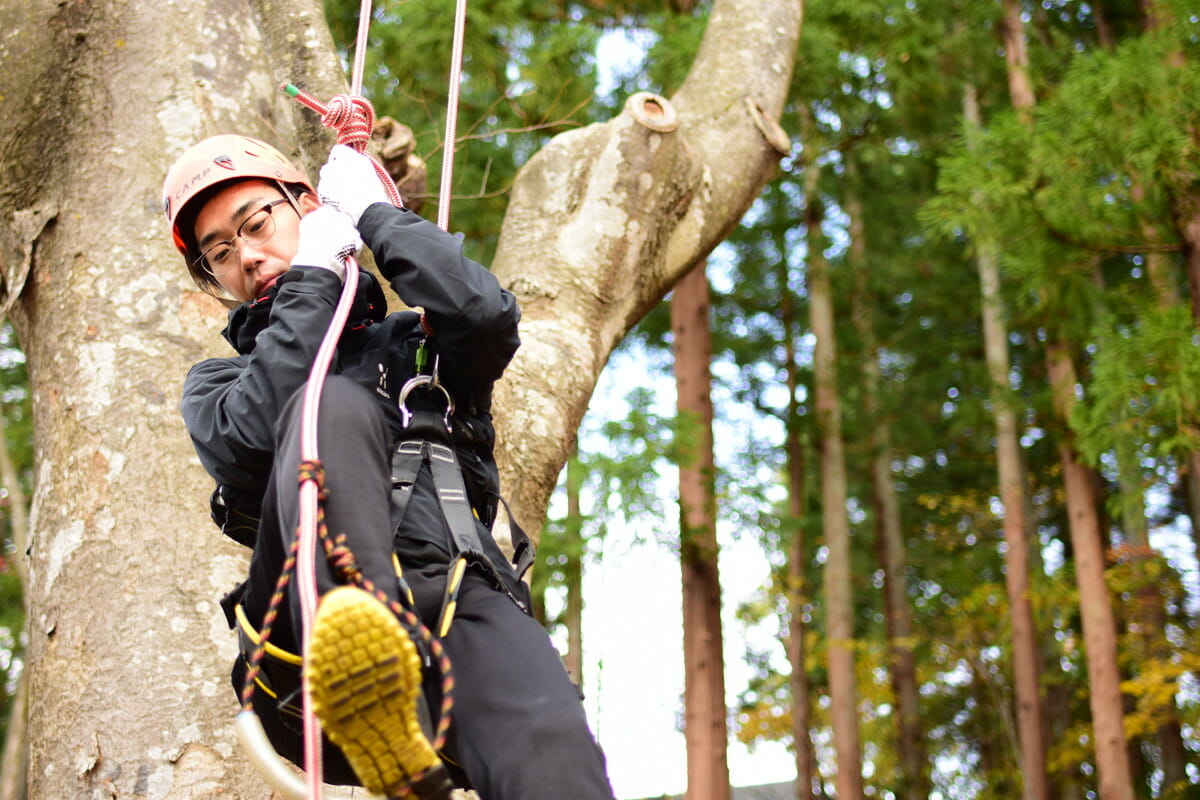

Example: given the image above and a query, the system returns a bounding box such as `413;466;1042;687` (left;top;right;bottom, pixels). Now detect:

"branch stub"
626;92;678;133
745;97;790;155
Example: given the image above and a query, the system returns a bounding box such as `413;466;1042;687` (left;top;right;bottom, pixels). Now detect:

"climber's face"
192;179;319;302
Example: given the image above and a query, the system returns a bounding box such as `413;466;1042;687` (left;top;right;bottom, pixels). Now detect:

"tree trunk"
672;263;730;800
845;172;926;800
0;0;803;796
963;80;1050;800
805;142;863;800
1046;343;1134;800
780;261;820;800
1000;0;1037;118
564;450;585;687
0;1;310;796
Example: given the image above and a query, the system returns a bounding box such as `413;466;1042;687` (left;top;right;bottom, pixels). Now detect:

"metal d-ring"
398;373;455;430
235;711;385;800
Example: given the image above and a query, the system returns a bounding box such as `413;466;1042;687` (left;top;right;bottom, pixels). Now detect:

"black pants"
238;376;615;800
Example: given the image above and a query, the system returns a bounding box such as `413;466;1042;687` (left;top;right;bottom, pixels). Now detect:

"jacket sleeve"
358;204;521;385
180;267;344;490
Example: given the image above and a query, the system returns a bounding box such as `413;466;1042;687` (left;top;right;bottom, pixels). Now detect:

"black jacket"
180;203;521;550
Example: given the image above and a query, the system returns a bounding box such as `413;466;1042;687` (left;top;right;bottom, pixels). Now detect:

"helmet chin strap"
278;182;306;217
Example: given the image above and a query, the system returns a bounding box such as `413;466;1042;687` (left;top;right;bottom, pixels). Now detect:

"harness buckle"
398;372;455;430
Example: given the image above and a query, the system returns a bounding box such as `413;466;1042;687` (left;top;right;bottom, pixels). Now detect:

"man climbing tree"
0;0;800;796
163;132;616;798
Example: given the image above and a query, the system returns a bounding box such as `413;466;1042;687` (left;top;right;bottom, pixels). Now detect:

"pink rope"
282;86;404;211
282;11;393;799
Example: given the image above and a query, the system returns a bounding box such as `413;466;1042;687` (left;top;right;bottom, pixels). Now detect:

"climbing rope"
235;1;474;797
437;0;469;231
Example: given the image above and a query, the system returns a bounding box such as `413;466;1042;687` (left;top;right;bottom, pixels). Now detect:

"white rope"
350;0;373;97
437;0;469;232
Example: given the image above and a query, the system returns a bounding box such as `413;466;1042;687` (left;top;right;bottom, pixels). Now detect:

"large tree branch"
490;0;801;541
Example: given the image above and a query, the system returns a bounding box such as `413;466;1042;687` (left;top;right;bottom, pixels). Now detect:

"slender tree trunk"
780;263;821;800
564;450;585;687
963;80;1050;800
1046;343;1134;800
845;174;926;800
673;263;730;800
805;143;863;800
1000;0;1037;117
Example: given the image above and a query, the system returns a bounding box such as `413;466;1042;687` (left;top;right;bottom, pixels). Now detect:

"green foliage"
1074;303;1200;464
736;1;1200;797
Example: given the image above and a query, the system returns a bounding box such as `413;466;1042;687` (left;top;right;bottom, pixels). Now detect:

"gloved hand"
318;144;396;224
290;205;362;280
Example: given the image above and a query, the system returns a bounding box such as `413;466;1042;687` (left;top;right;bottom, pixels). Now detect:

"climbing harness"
227;1;535;799
390;380;536;638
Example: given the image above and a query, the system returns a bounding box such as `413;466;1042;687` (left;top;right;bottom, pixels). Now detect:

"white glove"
290;205;362;280
318;144;394;223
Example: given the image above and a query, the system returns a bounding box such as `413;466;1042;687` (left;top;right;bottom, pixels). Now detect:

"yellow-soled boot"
305;586;450;799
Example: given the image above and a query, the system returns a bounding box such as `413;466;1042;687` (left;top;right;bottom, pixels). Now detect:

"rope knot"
324;533;363;585
297;459;329;501
321;94;376;152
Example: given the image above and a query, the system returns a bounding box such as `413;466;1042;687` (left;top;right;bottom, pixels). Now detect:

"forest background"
0;0;1199;799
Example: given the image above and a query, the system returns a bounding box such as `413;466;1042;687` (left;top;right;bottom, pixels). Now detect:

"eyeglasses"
194;199;293;279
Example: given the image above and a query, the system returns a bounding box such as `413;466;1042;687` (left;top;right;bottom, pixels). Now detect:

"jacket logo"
376;363;390;398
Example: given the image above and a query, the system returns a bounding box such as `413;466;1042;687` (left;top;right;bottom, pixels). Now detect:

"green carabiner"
414;337;429;375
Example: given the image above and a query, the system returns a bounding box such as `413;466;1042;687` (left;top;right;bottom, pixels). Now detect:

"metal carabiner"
398;373;455;430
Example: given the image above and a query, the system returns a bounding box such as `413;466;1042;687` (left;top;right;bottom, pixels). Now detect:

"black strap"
392;439;487;560
495;495;535;581
390;410;532;618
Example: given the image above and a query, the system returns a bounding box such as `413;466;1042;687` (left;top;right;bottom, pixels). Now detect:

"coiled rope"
236;1;472;797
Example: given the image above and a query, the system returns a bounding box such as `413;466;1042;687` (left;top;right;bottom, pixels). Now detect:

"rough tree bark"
0;0;802;797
